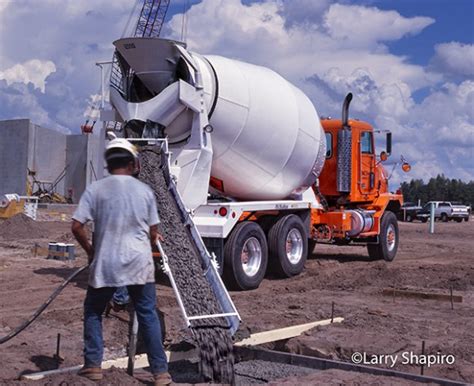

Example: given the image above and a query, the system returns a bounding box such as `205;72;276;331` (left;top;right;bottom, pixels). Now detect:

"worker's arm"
150;224;164;248
72;220;94;264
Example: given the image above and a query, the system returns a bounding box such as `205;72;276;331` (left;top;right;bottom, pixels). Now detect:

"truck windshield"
361;131;373;154
325;132;332;158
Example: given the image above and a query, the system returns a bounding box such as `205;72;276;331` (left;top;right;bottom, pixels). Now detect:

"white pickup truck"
417;201;470;222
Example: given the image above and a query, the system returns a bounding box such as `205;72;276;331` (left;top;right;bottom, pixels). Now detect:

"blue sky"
0;0;473;184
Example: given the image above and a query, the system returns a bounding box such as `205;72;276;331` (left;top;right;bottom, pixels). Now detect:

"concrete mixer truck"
107;38;404;290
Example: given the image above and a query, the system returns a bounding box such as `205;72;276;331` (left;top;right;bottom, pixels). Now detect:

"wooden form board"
382;288;463;303
22;317;343;381
235;317;344;346
21;349;197;380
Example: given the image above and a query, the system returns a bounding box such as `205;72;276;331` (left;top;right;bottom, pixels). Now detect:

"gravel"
138;146;234;383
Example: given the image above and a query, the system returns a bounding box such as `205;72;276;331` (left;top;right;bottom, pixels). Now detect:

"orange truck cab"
311;93;403;261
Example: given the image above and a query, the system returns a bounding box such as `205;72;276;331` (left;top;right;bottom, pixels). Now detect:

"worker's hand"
72;220;94;264
157;233;165;243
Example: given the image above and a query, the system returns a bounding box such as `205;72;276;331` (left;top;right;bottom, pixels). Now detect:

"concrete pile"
138;147;234;383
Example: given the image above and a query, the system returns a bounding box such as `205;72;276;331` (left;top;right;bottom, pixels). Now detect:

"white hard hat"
104;138;138;160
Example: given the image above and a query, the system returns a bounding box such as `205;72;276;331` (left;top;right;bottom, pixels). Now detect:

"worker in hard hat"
71;138;171;385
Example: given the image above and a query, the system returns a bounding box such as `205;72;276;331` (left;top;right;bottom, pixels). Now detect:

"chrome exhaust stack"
337;93;353;193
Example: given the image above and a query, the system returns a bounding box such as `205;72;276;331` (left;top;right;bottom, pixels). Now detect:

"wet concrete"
168;359;314;384
138;147;234;383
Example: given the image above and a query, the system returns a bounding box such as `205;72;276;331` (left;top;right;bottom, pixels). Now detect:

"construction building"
0;119;102;203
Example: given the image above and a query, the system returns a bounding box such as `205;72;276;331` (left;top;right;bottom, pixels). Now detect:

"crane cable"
0;265;88;345
181;0;189;43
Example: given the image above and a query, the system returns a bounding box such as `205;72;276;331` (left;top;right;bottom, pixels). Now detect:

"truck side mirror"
386;132;392;155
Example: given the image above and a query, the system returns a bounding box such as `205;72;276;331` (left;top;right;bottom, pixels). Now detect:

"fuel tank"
111;38;326;201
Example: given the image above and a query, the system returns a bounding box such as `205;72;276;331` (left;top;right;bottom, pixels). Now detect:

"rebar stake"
53;333;63;368
450;286;454;310
420;340;426;375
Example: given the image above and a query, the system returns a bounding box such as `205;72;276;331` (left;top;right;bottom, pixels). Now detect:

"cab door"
359;131;376;195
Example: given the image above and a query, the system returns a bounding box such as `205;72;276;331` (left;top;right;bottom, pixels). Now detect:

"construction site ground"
0;208;473;384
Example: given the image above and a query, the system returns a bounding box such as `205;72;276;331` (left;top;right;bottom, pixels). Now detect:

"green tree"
400;175;473;207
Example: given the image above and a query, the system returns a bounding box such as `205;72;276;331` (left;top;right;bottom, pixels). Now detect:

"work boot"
78;366;103;381
154;371;172;385
105;300;127;317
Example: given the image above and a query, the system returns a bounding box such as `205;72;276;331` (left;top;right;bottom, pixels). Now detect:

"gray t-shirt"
72;175;159;288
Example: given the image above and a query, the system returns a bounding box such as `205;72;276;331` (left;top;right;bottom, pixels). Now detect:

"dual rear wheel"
223;215;308;290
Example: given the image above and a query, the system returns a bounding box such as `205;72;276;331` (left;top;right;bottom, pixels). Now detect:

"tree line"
400;175;474;207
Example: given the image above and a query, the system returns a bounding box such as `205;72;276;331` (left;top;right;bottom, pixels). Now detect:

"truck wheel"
268;215;307;277
465;217;469;222
223;221;268;290
421;217;428;223
455;218;463;223
308;239;317;259
367;211;399;262
405;213;413;222
441;213;448;222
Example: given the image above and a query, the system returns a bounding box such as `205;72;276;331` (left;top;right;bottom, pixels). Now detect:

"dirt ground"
0;209;473;384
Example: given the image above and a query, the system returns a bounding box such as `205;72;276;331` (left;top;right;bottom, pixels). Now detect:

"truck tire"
421;217;428;223
223;221;268;290
455;218;463;223
441;213;448;222
367;211;399;262
268;215;307;277
465;216;469;222
405;213;413;222
308;239;317;259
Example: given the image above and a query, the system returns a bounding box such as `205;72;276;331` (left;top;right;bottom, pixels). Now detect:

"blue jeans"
83;283;168;374
113;286;130;305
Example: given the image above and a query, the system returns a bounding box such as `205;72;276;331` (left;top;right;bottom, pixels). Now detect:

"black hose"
0;265;88;345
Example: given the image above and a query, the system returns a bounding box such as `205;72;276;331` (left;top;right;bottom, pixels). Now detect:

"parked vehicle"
417;201;470;223
397;202;422;222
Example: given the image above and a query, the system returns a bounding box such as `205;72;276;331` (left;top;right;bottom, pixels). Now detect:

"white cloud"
281;0;331;26
431;42;474;77
0;0;11;13
316;67;414;118
323;4;434;47
0;59;56;92
163;0;471;183
165;0;435;91
0;80;68;132
0;0;135;131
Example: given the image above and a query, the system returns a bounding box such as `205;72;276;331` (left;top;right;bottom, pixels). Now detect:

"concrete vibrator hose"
0;264;88;345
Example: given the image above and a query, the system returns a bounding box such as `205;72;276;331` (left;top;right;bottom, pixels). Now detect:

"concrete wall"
0;119;103;202
66;135;88;203
28;122;67;196
0;119;30;195
65;134;102;203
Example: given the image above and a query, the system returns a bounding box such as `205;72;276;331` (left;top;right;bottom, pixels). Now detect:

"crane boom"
135;0;171;38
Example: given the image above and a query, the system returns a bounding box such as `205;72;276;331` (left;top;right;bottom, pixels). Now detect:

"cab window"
325;132;332;158
360;131;373;154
